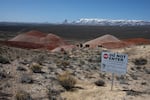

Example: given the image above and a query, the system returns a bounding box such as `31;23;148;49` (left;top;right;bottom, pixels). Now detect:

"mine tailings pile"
0;30;70;50
83;34;150;49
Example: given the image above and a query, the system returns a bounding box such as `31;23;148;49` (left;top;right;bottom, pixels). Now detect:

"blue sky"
0;0;150;22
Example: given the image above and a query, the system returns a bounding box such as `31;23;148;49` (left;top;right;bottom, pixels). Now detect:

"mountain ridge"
1;18;150;26
69;18;150;26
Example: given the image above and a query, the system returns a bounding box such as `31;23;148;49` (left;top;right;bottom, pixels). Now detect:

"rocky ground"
0;45;150;100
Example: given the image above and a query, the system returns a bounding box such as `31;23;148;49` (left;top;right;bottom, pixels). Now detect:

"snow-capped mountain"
70;18;150;26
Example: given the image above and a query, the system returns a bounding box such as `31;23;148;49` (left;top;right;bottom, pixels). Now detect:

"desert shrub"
123;89;141;96
47;88;62;100
56;60;70;67
32;54;46;65
30;63;42;73
94;79;105;86
133;58;147;65
57;72;76;91
20;74;33;84
0;70;7;79
0;69;10;79
15;90;32;100
0;55;10;64
61;61;70;67
16;66;27;71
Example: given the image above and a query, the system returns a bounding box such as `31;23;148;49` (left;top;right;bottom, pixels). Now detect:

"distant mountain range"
1;18;150;26
68;18;150;26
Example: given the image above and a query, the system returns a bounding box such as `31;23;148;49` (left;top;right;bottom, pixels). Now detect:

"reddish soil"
101;38;150;49
123;38;150;45
0;41;44;49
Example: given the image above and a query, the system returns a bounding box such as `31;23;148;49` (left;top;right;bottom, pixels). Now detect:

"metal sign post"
111;73;115;91
101;51;128;91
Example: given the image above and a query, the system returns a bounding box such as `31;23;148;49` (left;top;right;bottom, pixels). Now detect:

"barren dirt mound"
84;34;150;49
2;30;68;50
84;34;121;48
25;30;47;37
39;34;67;45
9;34;41;43
9;30;46;42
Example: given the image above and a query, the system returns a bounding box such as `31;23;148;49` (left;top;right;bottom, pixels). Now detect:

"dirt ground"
0;44;150;100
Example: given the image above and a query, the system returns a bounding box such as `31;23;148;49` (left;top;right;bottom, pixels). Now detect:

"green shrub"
57;72;76;91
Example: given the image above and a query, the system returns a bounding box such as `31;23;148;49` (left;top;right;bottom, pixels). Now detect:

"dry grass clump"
30;63;42;73
57;72;76;91
15;90;32;100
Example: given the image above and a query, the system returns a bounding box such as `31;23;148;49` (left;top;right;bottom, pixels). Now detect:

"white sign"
101;51;128;74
